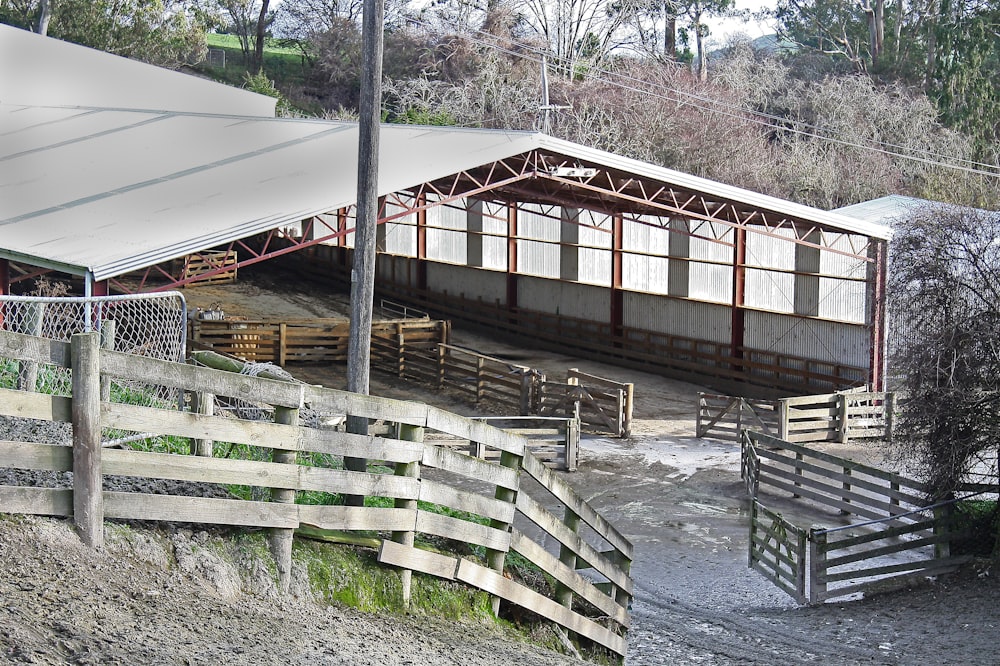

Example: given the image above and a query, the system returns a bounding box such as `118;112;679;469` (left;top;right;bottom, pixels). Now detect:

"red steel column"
731;226;747;374
611;213;624;344
868;239;888;391
416;193;428;292
506;203;518;315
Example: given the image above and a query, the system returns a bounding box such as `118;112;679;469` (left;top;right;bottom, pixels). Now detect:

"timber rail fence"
193;319;634;439
0;330;632;658
698;389;894;444
742;430;980;604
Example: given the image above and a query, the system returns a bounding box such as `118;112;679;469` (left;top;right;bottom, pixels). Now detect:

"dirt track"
2;275;996;664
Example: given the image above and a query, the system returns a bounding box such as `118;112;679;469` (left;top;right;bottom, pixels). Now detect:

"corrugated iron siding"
518;275;610;320
819;234;869;323
427;262;508;303
744;310;869;367
624;292;732;343
426;204;467;264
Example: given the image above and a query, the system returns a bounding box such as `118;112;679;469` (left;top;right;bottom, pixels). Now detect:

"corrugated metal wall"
744;310;869;367
426;203;467;264
623;292;732;343
427;262;508;303
518;275;610;321
517;205;560;278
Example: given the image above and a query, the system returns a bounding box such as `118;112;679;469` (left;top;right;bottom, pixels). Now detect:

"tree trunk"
696;24;707;81
665;14;676;60
253;0;271;73
35;0;52;36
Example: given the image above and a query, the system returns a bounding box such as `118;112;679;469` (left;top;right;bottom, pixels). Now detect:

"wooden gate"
538;369;633;438
697;393;779;441
749;500;807;603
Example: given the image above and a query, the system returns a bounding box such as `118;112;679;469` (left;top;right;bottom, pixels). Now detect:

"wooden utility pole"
345;0;385;505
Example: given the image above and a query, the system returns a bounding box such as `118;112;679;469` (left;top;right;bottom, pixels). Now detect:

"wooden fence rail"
742;430;979;604
0;330;632;658
698;390;894;444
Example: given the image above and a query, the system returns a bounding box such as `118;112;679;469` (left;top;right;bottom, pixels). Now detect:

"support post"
487;449;521;616
192;391;215;457
72;332;103;549
808;529;827;604
564;417;579;471
17;302;45;392
270;404;299;593
392;424;423;609
838;393;850;443
555;508;581;609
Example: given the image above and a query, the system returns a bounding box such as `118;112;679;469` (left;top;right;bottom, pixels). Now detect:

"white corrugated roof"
0;23;276;116
834;195;931;225
0;25;891;282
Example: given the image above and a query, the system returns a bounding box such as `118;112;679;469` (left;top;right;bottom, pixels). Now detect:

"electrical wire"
403;11;1000;179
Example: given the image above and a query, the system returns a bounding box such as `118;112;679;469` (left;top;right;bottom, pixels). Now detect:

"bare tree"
888;204;1000;498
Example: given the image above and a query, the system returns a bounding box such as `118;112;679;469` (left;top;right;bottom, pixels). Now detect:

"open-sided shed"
0;24;890;394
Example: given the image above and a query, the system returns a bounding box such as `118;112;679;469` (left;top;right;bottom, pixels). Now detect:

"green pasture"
203;32;308;85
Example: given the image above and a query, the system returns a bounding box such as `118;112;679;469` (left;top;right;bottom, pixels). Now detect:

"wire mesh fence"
0;292;188;445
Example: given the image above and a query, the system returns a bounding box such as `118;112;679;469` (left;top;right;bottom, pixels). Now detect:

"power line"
404;13;1000;179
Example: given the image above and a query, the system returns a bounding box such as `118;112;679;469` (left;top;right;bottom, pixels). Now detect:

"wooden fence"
536;369;633;438
193;317;634;439
697;389;894;444
471;416;580;472
190;317;449;367
0;330;632;658
779;391;895;444
181;250;237;286
696;393;780;440
742;430;975;604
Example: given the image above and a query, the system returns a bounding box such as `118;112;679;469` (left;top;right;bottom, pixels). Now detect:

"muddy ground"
2;273;998;665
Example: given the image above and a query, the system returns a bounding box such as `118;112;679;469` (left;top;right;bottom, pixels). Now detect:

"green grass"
201;32;309;87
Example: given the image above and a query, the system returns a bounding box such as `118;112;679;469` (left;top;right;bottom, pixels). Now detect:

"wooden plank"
377;540;459;580
418;479;516;523
753;449;926;505
299;467;421;499
515;492;633;595
0;441;72;471
72;332;103;549
0;485;72;516
0;330;70;367
298;505;417;532
103;492;299;528
299;428;424;464
509;529;629;627
102;403;300;450
0;388;71;423
421;444;519;491
824;533;943;570
454;559;627;657
415;511;511;551
520;452;633;559
747;432;929;490
101;350;304;408
425;407;526;455
304;385;428;427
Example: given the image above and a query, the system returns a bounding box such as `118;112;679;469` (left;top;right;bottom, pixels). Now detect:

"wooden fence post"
519;371;532;416
17;301;45;392
564;417;579;472
838;393;849;443
793;451;803;498
192;391;214;457
808;528;826;604
270;404;299;594
555;508;580;611
696;393;705;437
622;382;634;438
778;399;789;441
72;332;103;549
396;323;405;378
841;467;852;515
475;356;485;404
393;424;423;609
934;502;952;559
486;449;521;616
278;322;288;366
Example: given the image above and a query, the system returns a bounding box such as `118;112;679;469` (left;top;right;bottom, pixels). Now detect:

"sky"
704;0;778;46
